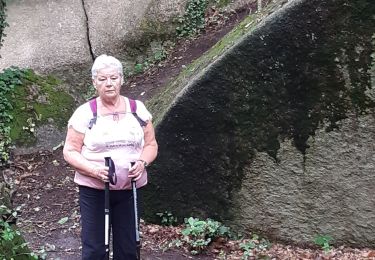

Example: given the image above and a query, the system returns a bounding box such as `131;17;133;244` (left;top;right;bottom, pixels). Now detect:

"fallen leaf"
52;160;60;166
58;217;69;225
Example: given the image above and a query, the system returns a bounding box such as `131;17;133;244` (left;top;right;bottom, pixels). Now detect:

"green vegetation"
0;67;74;164
158;215;271;257
176;0;208;37
156;211;178;226
239;234;271;259
0;67;26;162
148;3;274;125
125;41;172;76
0;205;38;260
181;217;231;255
314;235;333;252
83;84;96;101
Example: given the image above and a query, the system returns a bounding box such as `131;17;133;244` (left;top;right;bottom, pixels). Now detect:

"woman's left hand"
128;160;146;181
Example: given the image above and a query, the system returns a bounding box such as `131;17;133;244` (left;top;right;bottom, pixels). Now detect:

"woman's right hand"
91;166;109;182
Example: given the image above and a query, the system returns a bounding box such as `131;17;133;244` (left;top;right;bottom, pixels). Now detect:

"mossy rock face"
143;0;375;246
7;69;74;151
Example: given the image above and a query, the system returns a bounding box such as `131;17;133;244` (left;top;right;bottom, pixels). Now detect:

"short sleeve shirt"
68;96;152;190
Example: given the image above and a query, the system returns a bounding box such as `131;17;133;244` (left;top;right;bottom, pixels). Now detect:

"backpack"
88;98;146;129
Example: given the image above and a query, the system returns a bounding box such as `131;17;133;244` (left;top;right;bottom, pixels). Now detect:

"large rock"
84;0;188;58
144;0;375;246
233;114;375;245
0;0;253;76
0;0;92;72
0;0;188;75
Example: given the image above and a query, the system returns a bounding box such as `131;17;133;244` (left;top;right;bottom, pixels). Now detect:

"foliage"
181;217;231;255
131;43;169;75
83;84;96;101
176;0;208;37
0;67;27;164
156;211;178;226
314;235;333;252
239;234;271;259
0;0;8;49
0;205;38;260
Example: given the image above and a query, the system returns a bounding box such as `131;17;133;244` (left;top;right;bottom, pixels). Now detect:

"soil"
6;4;375;260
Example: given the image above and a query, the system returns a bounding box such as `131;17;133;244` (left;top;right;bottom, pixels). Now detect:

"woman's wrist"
90;166;100;178
137;159;148;167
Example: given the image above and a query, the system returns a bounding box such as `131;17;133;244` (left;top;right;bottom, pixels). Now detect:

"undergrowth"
176;0;208;37
0;205;38;260
0;67;26;164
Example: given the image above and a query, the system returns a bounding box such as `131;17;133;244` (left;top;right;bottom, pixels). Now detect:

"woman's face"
93;67;123;100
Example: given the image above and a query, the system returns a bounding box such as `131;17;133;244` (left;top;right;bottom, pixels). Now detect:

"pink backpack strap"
88;98;97;129
129;98;137;113
128;98;147;127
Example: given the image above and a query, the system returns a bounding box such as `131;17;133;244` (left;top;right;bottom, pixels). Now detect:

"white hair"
91;54;123;79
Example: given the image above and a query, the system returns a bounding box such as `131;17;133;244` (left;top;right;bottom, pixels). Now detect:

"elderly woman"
63;54;158;260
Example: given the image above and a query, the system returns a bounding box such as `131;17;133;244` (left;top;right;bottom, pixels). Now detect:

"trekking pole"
104;157;116;260
130;162;141;260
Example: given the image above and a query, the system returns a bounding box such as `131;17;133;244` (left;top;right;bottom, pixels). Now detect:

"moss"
147;2;278;125
149;0;375;156
8;69;74;146
210;0;232;8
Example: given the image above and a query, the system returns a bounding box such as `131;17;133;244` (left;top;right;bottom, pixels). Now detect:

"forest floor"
8;4;375;260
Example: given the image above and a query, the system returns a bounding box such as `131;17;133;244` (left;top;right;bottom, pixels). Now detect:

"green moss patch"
6;68;74;146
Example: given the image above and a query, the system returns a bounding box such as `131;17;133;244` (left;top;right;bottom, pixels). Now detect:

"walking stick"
130;162;141;260
104;157;116;260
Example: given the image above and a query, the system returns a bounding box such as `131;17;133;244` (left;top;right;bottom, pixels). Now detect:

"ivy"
0;0;8;49
0;67;27;164
176;0;208;37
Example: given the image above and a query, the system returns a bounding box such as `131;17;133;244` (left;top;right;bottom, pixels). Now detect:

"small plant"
176;0;208;37
153;48;167;62
314;235;333;252
156;211;178;226
160;239;183;252
133;63;143;74
0;205;38;259
181;217;231;255
83;84;97;101
22;118;36;135
239;234;271;259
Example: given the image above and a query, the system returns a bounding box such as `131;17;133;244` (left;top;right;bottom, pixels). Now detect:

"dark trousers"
79;185;140;260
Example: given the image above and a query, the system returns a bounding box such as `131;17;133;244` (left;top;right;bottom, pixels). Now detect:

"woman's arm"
139;121;158;165
128;121;158;180
63;126;108;181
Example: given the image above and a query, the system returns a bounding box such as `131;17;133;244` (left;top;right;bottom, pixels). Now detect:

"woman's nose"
106;78;112;86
